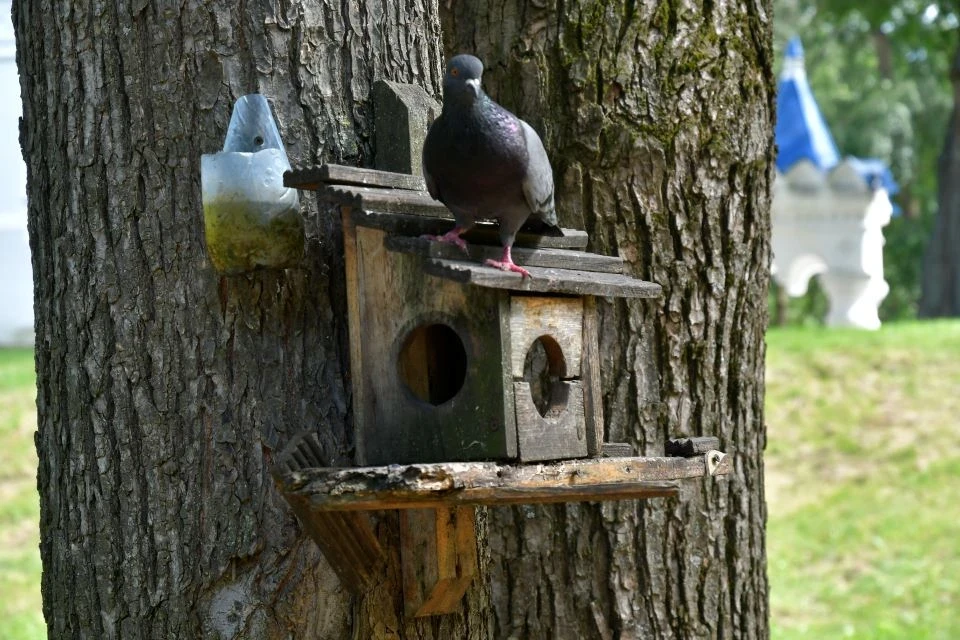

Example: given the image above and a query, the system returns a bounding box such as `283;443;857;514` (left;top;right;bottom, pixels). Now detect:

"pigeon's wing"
421;125;442;201
519;119;558;227
422;156;440;201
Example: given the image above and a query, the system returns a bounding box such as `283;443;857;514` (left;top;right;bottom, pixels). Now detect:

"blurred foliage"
772;0;955;322
769;278;830;327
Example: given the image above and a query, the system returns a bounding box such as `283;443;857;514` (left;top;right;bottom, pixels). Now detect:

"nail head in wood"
705;450;726;476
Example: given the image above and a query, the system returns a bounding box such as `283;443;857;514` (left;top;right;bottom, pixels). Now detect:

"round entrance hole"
523;335;569;418
397;323;467;406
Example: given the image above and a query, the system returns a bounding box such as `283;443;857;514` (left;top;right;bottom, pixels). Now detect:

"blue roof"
775;37;900;202
775;37;840;172
845;156;900;196
785;36;804;59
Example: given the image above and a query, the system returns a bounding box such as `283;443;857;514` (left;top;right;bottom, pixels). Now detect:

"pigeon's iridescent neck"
444;93;519;134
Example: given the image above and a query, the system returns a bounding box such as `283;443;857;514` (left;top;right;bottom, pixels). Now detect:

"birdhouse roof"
285;164;662;299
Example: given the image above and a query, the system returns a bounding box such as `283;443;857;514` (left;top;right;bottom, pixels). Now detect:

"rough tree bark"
15;1;492;638
920;42;960;317
442;2;773;638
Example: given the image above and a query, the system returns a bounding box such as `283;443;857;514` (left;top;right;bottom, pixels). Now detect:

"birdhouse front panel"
346;222;518;465
506;296;590;462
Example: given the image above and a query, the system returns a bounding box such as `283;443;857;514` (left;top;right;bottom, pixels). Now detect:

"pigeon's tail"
519;119;558;229
521;214;563;236
533;205;559;229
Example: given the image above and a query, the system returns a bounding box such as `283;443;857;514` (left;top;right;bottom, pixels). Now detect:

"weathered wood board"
666;436;723;457
354;209;589;250
508;296;583;379
285;163;427;191
507;296;589;462
344;220;517;464
400;507;477;617
323;184;450;217
271;430;385;593
279;453;731;511
600;442;635;457
384;235;624;274
514;380;588;462
581;297;605;456
424;259;663;298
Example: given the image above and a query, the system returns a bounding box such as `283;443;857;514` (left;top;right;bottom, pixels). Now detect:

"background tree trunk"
15;1;491;638
442;2;773;638
920;42;960;317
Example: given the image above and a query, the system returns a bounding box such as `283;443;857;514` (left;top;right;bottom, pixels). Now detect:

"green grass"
0;348;44;640
767;320;960;639
2;321;959;638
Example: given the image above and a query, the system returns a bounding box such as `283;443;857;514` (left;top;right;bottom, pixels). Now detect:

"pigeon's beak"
465;78;481;97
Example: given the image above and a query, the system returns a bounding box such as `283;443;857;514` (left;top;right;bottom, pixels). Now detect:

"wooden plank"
424;259;663;299
384;235;624;274
285;498;386;593
279;453;730;511
350;225;516;464
271;428;386;594
293;479;679;510
666;436;722;457
341;207;371;464
400;507;477;617
508;296;583;378
372;80;440;175
284;164;427;191
353;210;590;250
272;429;328;472
582;296;605;456
600;442;635;457
310;184;449;216
515;380;588;462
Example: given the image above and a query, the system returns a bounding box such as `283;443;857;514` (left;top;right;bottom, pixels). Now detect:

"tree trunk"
15;1;491;638
442;2;773;638
920;42;960;317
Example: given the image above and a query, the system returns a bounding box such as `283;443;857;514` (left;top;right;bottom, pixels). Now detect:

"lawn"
0;347;44;640
1;321;958;638
766;321;960;639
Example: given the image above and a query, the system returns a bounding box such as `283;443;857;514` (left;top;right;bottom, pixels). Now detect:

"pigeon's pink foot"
421;227;469;254
484;258;532;279
484;246;532;279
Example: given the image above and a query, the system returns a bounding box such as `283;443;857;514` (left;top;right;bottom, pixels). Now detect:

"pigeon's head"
443;54;484;105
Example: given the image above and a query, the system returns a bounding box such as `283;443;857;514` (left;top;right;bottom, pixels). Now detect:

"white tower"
772;38;895;330
0;0;33;346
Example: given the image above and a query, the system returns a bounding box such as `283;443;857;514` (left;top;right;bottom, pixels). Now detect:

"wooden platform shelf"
273;431;730;616
277;452;731;512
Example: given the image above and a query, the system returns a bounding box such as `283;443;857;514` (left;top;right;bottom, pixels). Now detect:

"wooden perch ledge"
277;453;731;512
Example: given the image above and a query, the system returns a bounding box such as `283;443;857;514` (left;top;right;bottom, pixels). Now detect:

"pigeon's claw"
422;227;470;254
484;246;532;279
485;258;532;279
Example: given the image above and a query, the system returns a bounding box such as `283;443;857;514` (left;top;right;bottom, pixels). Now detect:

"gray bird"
421;54;557;278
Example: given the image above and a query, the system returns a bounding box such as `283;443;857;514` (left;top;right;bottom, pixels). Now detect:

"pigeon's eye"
450;67;460;77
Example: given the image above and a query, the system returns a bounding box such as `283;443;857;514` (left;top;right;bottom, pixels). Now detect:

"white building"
0;0;32;347
772;38;896;330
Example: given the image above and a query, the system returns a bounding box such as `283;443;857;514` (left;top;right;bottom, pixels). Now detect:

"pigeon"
421;54;558;279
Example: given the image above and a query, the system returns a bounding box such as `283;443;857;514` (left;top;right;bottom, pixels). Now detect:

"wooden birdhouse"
274;161;731;617
268;80;730;619
288;164;659;466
